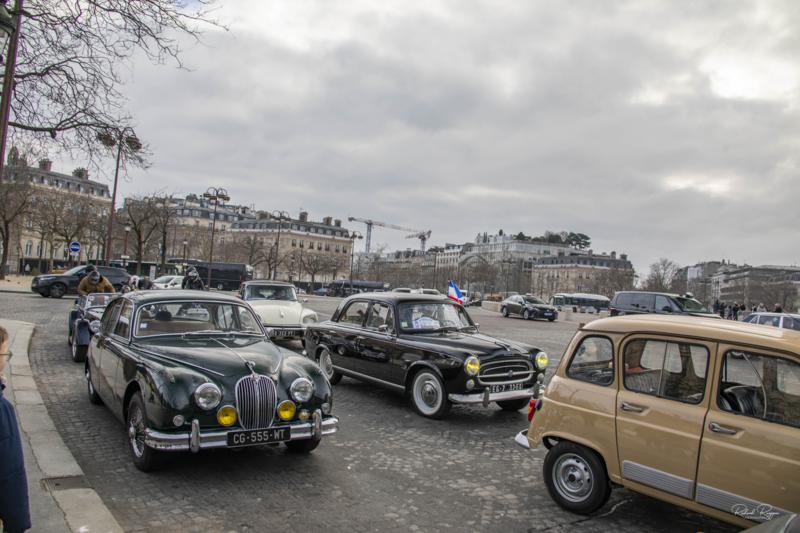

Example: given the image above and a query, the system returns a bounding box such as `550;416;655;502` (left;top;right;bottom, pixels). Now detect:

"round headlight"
535;352;549;370
464;356;480;376
277;400;296;421
216;405;237;427
290;377;314;403
302;313;318;325
194;383;222;410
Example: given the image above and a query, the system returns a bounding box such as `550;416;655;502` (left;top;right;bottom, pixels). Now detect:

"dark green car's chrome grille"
234;375;277;429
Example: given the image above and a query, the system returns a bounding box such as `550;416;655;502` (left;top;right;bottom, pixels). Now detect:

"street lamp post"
182;239;188;266
122;224;131;267
99;128;142;265
348;231;363;295
270;210;289;280
203;187;229;288
0;0;20;186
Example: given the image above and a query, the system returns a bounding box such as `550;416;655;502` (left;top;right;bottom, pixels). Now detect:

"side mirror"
89;320;102;334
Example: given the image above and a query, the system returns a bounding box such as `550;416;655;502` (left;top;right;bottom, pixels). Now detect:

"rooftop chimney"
299;211;308;222
322;216;333;226
38;159;52;171
610;251;617;259
621;253;628;261
334;219;342;227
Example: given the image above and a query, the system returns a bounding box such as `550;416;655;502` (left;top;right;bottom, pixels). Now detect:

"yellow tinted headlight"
535;352;549;370
464;356;480;376
277;400;296;421
216;405;237;427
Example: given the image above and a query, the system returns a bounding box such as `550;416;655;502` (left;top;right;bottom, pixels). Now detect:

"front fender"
279;354;332;408
404;360;445;388
75;321;92;346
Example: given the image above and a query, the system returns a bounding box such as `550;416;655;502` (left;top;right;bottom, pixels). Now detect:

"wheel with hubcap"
127;392;161;472
85;364;102;405
317;347;342;385
285;438;321;453
543;441;611;514
49;283;66;298
523;309;531;320
501;307;509;317
497;398;529;411
71;338;88;363
410;370;451;419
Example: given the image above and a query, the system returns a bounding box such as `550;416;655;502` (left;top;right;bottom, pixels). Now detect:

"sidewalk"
2;319;123;533
0;276;32;294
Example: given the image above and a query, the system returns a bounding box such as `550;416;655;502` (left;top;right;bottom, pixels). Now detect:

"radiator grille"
234;374;277;429
478;358;534;386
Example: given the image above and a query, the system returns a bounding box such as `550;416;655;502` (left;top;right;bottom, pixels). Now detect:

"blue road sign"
69;241;81;254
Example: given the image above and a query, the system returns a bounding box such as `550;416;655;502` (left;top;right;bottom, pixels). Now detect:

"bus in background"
550;292;611;313
327;279;389;297
168;259;253;291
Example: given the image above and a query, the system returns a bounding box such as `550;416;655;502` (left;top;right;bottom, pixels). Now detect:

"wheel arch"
403;361;444;391
543;434;613;479
122;380;143;421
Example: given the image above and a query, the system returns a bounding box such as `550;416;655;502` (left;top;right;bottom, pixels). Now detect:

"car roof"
343;292;450;303
749;312;800;318
615;290;682;298
123;289;243;305
241;280;295;287
584;314;800;354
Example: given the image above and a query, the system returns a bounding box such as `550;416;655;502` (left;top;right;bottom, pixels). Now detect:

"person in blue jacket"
0;326;31;533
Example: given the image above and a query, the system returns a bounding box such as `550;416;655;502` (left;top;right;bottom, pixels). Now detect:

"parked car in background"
152;275;184;289
501;295;558;321
515;314;799;529
67;293;115;362
238;280;318;342
31;265;129;298
305;293;549;418
743;312;800;331
313;287;330;296
85;290;338;471
392;287;413;293
610;291;718;318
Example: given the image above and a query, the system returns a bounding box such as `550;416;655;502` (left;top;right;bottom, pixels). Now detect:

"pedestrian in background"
0;326;32;533
757;302;767;313
774;303;784;313
23;264;30;276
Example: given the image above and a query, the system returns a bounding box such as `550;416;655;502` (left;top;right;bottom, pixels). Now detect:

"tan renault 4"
515;314;800;528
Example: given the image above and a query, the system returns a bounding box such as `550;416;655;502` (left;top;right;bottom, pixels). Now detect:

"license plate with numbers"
490;383;524;394
227;427;290;447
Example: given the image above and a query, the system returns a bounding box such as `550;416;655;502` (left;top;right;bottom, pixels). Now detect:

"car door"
103;299;133;411
694;346;800;521
616;335;714;500
329;300;369;372
356;302;399;384
91;299;122;402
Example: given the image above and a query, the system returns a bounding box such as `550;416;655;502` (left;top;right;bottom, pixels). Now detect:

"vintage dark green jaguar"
85;289;338;471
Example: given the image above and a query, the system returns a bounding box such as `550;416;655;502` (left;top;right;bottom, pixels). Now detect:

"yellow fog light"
464;356;480;376
216;405;237;427
277;400;296;421
535;352;549;370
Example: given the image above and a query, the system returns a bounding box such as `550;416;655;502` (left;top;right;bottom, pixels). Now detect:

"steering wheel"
724;385;767;418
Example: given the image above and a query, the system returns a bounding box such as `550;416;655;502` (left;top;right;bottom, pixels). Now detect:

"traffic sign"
69;241;81;254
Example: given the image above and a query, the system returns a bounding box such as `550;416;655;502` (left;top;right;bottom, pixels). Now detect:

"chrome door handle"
709;422;738;435
620;402;644;413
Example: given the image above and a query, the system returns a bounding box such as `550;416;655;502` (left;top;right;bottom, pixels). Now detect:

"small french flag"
447;280;465;304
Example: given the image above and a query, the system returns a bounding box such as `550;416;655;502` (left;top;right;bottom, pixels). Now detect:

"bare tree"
299;252;341;289
643;258;681;292
123;196;161;275
150;196;178;274
0;181;32;278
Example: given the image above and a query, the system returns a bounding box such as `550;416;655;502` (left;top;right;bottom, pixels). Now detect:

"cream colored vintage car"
515;315;799;529
238;281;318;342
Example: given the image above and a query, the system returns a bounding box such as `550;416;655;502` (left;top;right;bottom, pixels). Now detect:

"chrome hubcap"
413;374;442;415
128;406;145;458
553;454;593;502
320;350;334;378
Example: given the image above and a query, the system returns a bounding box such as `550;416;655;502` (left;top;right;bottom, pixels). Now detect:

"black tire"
317;347;342;385
548;317;556;322
543;441;611;514
85;364;103;405
71;339;87;363
49;283;66;298
497;398;529;411
409;370;451;419
523;309;531;320
501;307;509;317
40;292;50;298
285;438;321;453
126;392;162;472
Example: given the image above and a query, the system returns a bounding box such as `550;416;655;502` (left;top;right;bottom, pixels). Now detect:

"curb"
2;319;124;533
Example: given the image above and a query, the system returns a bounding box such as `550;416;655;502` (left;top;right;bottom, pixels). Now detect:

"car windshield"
154;276;174;283
675;297;709;312
397;302;474;332
135;301;263;337
62;265;86;276
85;294;113;308
523;296;545;304
244;285;297;301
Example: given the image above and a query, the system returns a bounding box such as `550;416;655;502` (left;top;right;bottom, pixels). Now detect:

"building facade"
710;264;800;311
530;251;634;298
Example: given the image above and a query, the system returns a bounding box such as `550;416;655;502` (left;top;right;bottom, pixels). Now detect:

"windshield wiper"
181;329;228;337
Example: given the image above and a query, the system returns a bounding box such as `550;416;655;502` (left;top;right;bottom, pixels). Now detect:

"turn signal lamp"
535;352;549;370
277;400;296;421
216;405;237;427
464;356;480;376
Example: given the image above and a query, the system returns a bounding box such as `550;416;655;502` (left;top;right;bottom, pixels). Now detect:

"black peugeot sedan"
31;264;129;298
500;294;558;321
304;293;549;418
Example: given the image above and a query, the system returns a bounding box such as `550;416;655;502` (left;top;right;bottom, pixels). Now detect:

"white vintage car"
238;281;318;342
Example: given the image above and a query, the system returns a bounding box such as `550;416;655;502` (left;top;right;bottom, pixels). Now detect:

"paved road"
0;291;736;533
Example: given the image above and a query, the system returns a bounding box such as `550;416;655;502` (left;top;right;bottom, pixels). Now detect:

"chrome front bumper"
448;386;535;407
144;412;339;452
514;430;530;450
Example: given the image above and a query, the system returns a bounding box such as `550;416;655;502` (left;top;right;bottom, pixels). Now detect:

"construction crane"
347;216;432;253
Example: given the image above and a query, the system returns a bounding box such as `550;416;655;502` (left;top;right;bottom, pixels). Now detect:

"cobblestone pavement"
0;292;737;533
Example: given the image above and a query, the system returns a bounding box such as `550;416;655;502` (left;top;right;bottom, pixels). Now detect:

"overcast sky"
70;0;800;274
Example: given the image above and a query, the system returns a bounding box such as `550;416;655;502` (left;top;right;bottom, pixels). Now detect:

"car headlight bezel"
194;382;222;410
302;313;318;325
534;352;549;371
464;355;480;376
290;377;314;403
